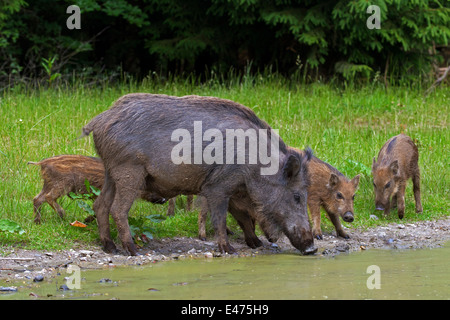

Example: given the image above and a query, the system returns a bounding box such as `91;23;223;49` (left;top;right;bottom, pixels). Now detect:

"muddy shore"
1;217;449;283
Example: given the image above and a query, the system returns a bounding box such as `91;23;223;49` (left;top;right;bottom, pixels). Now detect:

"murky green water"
1;246;449;300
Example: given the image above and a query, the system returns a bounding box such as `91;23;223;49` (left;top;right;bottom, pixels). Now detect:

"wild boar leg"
412;170;423;213
390;194;398;209
308;200;323;240
207;194;234;254
186;195;193;211
383;198;391;217
109;165;146;256
396;182;407;219
94;171;117;254
197;196;209;241
167;198;175;216
33;190;47;224
228;205;262;249
328;213;349;239
45;188;66;219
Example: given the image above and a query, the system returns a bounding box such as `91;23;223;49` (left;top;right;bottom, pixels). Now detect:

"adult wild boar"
372;134;422;219
82;93;316;256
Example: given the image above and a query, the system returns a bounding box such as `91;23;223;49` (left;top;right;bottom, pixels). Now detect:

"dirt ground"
1;216;449;283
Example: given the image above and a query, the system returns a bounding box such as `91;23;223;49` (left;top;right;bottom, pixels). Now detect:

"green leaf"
76;200;95;215
0;219;25;234
145;214;167;223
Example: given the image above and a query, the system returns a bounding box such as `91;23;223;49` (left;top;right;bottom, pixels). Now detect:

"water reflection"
1;245;449;300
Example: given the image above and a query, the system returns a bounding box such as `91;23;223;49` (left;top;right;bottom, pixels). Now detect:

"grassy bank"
0;77;448;251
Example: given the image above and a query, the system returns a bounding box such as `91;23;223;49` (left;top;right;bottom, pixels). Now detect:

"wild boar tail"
80;122;94;138
76;117;98;140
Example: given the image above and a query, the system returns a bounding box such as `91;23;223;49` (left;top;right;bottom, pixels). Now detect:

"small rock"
0;286;18;292
378;232;387;238
335;244;349;252
369;215;379;220
187;248;197;254
79;250;94;257
59;284;70;291
33;275;44;282
204;252;213;258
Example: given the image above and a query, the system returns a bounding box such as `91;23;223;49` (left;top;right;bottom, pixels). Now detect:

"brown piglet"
372;134;422;219
28;155;104;224
29;155;166;224
304;151;360;239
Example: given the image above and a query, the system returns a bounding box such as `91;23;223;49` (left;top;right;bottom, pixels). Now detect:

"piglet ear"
390;160;399;176
351;174;361;189
327;173;339;189
372;157;377;170
283;154;301;179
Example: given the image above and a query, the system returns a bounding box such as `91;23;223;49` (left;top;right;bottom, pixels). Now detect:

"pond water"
1;245;449;300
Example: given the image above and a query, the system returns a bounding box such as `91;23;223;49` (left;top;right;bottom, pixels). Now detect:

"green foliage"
129;214;167;245
68;180;101;217
0;219;25;234
335;61;373;81
41;55;61;86
1;0;448;84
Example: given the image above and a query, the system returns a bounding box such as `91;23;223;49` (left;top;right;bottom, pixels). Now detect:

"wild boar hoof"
315;234;323;240
245;237;262;249
218;243;236;254
103;241;119;254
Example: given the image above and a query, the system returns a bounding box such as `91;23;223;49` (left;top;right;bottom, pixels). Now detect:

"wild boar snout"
343;211;354;222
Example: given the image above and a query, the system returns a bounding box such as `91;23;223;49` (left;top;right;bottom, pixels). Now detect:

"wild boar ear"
351;174;361;189
390;160;399;176
372;157;377;170
283;154;301;179
327;173;339;189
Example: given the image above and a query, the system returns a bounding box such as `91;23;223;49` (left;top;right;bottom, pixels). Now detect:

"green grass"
0;76;448;251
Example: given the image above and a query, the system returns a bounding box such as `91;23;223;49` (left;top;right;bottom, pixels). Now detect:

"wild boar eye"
385;182;391;189
294;193;301;203
336;192;344;200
